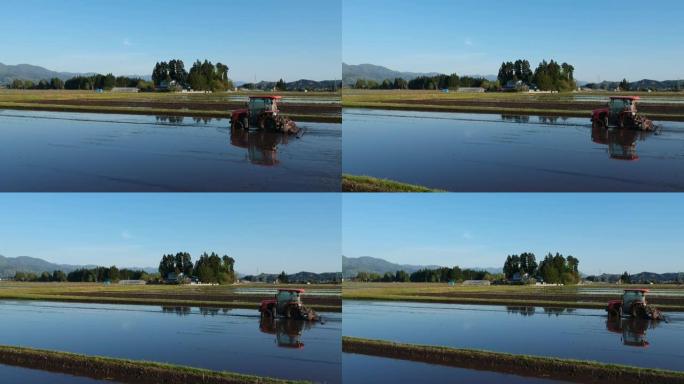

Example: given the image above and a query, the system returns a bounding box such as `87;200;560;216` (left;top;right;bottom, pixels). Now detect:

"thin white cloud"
123;39;132;47
464;38;473;46
121;231;133;240
462;231;473;240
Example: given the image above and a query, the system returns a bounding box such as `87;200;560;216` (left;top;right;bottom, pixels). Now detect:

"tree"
354;79;367;89
158;254;177;278
278;271;289;283
621;271;631;284
619;78;630;91
52;270;67;282
275;78;287;91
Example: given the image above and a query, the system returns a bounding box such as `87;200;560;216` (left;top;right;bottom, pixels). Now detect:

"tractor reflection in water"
230;126;293;166
606;317;659;348
259;317;315;349
591;124;653;161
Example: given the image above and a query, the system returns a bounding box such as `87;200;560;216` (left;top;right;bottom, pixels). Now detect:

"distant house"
510;272;529;283
165;272;185;284
111;87;139;93
463;280;491;286
119;280;146;285
502;80;529;92
157;80;181;92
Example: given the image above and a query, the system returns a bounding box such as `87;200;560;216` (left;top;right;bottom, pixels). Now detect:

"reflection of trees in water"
542;307;575;317
501;115;530;124
155;116;185;124
199;307;232;316
506;306;536;316
162;306;192;316
192;117;214;124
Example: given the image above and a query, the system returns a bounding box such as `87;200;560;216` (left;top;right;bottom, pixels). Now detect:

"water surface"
0;111;341;192
344;300;684;371
343;109;684;191
0;301;340;383
343;354;565;383
0;364;117;384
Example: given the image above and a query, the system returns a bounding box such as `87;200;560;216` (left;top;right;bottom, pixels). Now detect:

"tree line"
152;59;233;92
8;74;152;91
353;74;499;91
14;266;151;283
158;251;235;284
354;267;499;283
497;59;576;92
503;252;580;284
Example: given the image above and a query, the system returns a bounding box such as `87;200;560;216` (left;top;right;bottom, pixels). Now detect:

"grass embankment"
343;337;684;384
342;89;684;121
0;282;342;312
342;282;684;311
0;345;307;384
0;90;341;123
342;174;442;192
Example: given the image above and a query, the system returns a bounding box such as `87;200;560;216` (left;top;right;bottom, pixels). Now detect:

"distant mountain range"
241;271;342;283
588;272;684;284
241;79;341;91
342;63;497;87
586;79;683;91
0;62;96;84
0;254;156;278
342;256;501;278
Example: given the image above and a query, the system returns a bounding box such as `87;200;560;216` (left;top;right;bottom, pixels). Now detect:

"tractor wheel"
285;306;294;319
266;118;277;131
602;116;609;128
233;119;245;130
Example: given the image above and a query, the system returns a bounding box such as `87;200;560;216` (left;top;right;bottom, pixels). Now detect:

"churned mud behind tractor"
259;288;319;321
606;289;664;321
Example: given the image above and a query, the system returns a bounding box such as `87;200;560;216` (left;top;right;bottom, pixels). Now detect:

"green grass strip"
342;337;684;384
342;174;443;192
0;344;308;384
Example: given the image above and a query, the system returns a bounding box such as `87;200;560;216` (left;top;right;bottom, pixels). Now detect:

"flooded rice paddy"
343;353;563;384
0;301;341;383
344;301;684;371
0;111;341;192
343;109;684;191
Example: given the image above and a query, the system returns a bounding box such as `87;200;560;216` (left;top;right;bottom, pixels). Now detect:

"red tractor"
606;289;664;320
591;96;654;131
259;288;318;321
230;96;298;134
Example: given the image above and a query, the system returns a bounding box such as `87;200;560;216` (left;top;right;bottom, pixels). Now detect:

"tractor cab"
608;97;637;116
622;289;648;314
276;289;304;315
231;96;298;133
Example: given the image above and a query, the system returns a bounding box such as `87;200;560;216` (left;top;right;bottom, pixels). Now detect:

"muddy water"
0;301;341;383
343;109;684;191
344;300;684;371
0;111;341;192
0;364;118;384
343;354;565;384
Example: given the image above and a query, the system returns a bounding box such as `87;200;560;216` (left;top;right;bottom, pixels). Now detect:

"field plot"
0;282;341;312
0;110;341;192
0;300;341;383
0;90;341;123
343;109;684;192
343;300;683;371
342;90;684;121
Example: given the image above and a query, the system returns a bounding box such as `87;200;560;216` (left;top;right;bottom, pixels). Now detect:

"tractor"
230;96;298;134
259;288;318;321
606;289;664;320
591;96;654;131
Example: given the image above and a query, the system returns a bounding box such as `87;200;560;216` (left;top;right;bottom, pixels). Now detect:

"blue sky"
343;0;684;81
0;0;341;81
0;194;341;274
343;194;684;275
